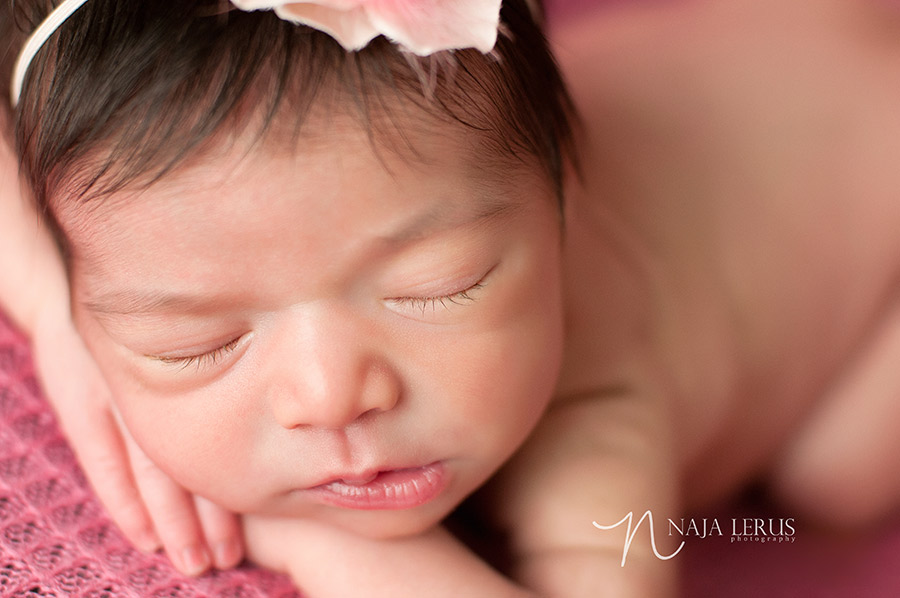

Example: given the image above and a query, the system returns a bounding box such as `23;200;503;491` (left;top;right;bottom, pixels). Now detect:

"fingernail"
213;539;241;569
180;545;210;576
136;529;161;554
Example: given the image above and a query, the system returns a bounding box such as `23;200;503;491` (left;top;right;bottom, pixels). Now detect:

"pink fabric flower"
230;0;502;55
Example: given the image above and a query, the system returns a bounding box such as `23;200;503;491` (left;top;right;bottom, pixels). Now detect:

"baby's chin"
302;497;458;541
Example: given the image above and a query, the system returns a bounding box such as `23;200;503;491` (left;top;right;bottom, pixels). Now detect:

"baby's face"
64;117;564;538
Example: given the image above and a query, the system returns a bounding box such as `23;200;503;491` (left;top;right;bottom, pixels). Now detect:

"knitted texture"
0;312;301;598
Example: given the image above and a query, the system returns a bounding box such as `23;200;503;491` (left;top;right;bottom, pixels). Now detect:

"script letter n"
593;510;686;567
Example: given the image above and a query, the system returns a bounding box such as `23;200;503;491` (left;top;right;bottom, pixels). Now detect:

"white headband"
10;0;89;106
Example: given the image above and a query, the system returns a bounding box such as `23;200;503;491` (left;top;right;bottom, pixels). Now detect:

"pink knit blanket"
0;312;300;598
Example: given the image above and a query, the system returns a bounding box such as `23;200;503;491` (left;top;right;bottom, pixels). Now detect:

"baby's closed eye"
384;266;495;320
148;335;247;371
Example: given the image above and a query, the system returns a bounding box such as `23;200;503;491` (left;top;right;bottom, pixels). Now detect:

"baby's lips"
306;462;447;510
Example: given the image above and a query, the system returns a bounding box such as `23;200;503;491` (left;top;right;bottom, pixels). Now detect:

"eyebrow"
82;288;245;317
82;195;524;317
381;193;523;244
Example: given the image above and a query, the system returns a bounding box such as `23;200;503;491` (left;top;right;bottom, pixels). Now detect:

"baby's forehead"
62;116;539;278
66;138;538;323
60;103;534;225
65;101;499;207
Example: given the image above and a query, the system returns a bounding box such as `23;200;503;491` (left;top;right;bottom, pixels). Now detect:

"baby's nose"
266;307;400;430
271;359;400;430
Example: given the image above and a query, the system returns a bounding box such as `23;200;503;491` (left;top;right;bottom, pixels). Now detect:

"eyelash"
153;336;242;370
150;274;489;369
392;279;486;315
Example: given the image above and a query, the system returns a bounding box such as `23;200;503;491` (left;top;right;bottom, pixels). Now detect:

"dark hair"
3;0;573;250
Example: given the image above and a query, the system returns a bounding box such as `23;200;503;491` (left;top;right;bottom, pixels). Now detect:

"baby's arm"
774;301;900;527
481;384;680;598
243;516;534;598
0;110;241;574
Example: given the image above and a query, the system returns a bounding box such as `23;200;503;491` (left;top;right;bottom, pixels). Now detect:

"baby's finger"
66;404;161;553
122;429;211;576
195;495;244;569
32;318;161;553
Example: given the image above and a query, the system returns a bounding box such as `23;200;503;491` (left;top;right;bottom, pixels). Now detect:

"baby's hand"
243;516;534;598
2;119;244;575
29;276;244;575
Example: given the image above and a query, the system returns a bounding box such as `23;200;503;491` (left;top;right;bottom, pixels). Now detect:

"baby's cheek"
460;319;562;457
122;395;206;468
115;385;253;501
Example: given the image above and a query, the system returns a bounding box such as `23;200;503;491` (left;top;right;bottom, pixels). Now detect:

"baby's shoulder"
560;177;900;465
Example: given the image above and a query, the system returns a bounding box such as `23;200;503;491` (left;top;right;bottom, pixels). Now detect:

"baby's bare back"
555;0;900;525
